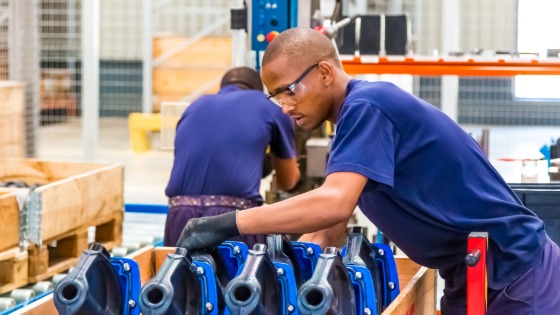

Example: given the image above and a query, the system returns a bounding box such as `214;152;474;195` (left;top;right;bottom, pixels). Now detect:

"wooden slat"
0;190;20;251
36;163;124;241
0;248;28;295
382;257;437;315
10;293;57;315
126;245;155;285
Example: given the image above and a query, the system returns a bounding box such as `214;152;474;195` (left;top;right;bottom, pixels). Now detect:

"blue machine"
54;243;141;315
291;241;322;282
218;241;249;281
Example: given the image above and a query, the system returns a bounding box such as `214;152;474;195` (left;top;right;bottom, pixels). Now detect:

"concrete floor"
38;118;173;205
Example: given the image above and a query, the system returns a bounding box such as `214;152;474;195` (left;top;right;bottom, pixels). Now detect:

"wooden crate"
0;158;124;245
13;247;436;315
0;188;21;252
0;247;28;295
0;81;25;158
152;36;232;112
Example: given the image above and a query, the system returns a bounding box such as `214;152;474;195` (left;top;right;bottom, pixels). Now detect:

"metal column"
9;0;40;157
81;0;100;160
440;0;460;122
142;0;153;113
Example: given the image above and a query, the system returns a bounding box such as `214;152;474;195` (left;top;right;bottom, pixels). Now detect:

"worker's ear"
318;61;334;88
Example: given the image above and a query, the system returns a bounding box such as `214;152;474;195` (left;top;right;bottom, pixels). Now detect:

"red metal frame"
466;232;488;315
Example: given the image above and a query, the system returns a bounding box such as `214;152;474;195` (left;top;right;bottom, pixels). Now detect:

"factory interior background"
1;0;560;314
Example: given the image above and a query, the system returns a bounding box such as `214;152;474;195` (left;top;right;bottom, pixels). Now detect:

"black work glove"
176;211;240;250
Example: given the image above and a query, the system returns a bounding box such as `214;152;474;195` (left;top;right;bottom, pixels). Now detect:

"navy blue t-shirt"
165;85;296;203
326;80;545;290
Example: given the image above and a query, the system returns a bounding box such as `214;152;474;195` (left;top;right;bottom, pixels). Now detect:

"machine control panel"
251;0;297;51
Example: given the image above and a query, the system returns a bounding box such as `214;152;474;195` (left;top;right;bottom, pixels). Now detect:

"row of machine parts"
51;227;399;315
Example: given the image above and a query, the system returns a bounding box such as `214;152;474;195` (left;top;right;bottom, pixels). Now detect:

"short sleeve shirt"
165;85;296;203
326;80;546;289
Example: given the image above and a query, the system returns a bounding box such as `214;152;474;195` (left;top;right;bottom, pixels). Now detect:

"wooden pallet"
26;211;123;283
27;228;88;283
0;247;29;295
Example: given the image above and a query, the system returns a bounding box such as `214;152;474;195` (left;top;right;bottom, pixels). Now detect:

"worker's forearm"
298;219;350;249
237;187;352;235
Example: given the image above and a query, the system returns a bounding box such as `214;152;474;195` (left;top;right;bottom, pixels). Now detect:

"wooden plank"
154;247;175;272
0;190;21;251
153;37;232;67
153;68;224;95
0;248;28;295
126;245;155;285
37;163;124;241
28;229;88;283
0;82;25;158
382;257;437;315
0;159;51;185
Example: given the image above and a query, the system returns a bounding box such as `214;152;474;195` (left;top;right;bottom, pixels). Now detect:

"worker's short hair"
220;67;264;91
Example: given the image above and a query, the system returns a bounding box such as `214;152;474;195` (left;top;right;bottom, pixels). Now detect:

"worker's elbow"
278;169;301;191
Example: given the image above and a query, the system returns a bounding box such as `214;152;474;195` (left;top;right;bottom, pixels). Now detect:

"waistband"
169;195;261;210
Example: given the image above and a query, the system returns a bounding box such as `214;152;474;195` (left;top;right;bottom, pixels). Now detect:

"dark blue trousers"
441;235;560;315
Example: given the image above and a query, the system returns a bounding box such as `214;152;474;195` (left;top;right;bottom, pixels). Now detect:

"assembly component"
111;257;142;315
231;7;247;30
138;247;201;315
274;261;299;315
297;247;356;315
347;265;379;315
291;241;322;282
342;230;383;314
225;244;280;315
53;243;122;315
267;234;306;287
218;241;249;281
370;243;400;307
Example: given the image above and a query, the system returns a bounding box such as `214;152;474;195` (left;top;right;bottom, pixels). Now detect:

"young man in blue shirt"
164;67;300;248
176;28;560;314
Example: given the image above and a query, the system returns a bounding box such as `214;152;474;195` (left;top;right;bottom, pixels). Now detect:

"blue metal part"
111;257;141;315
370;243;400;307
193;261;220;315
291;242;322;282
124;203;168;215
346;265;379;315
218;241;248;281
341;242;400;311
273;261;299;315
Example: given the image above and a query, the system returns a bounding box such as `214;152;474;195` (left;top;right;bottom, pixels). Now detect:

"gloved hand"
176;211;240;250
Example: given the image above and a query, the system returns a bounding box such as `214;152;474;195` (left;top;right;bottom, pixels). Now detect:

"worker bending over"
177;28;560;314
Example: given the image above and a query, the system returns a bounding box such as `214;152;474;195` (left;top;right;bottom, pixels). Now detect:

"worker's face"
262;57;331;131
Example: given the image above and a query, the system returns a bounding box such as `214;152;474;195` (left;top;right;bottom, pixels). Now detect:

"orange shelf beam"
342;56;560;76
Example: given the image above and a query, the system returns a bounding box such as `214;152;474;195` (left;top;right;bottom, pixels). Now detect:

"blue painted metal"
111;257;141;315
273;261;299;315
370;243;400;307
218;241;248;281
124;203;168;215
193;260;220;315
346;265;379;315
290;241;322;282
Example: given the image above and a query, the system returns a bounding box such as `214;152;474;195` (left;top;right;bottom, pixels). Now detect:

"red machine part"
466;232;488;315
